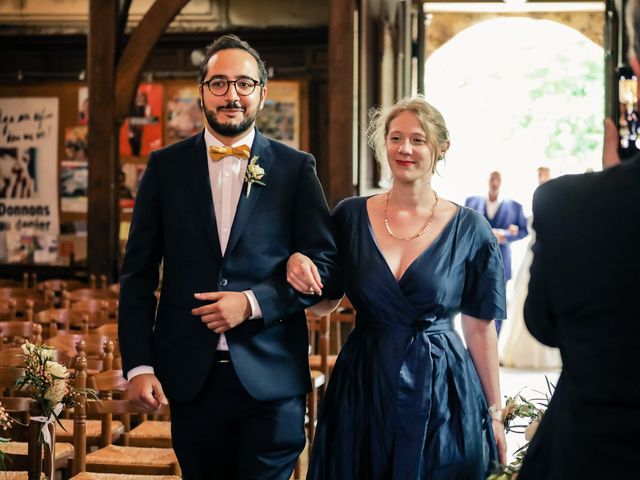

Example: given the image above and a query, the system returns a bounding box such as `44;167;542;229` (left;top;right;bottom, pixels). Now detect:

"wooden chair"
0;320;42;347
56;341;125;450
72;362;180;477
0;288;43;300
66;289;119;303
46;334;119;360
93;324;117;338
37;279;87;295
0;347;27;367
37;279;88;308
34;308;112;339
307;310;332;382
330;297;356;353
64;296;118;319
0;298;50;321
0;379;74;477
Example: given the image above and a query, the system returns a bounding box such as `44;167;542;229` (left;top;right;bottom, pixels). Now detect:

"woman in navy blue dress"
287;96;507;479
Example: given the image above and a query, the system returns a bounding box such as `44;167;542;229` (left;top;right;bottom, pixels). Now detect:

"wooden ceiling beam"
114;0;191;122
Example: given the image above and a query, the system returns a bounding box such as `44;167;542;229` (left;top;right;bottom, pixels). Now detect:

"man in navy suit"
119;34;338;480
465;171;527;334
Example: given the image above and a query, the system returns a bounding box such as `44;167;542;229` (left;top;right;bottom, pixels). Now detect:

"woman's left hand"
286;252;323;295
492;419;507;465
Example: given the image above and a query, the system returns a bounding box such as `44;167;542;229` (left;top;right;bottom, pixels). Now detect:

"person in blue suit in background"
465;171;527;334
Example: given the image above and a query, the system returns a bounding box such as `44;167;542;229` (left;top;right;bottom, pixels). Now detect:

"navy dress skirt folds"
307;197;507;480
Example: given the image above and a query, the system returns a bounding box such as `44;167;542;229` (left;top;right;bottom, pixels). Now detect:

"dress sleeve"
460;229;507;321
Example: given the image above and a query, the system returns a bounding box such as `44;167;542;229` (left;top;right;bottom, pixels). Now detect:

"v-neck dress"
307;196;507;480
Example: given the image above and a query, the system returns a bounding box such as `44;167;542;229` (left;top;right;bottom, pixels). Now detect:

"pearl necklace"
384;190;439;241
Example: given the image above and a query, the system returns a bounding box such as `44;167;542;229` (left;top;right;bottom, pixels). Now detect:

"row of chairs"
0;338;178;479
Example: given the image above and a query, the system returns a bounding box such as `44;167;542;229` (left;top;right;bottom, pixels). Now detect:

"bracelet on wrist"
488;403;504;422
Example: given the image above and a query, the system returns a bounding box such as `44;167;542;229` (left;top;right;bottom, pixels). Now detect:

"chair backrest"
306;310;330;380
0;298;50;321
66;289;119;303
330;297;356;353
0;288;41;300
46;334;118;359
66;297;118;318
0;321;42;346
0;365;26;396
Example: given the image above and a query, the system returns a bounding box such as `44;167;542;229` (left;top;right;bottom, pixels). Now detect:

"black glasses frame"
201;77;263;96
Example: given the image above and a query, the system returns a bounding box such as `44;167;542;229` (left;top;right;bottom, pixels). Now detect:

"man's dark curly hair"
197;34;268;87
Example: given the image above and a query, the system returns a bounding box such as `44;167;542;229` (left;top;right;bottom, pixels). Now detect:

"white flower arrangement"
16;341;93;448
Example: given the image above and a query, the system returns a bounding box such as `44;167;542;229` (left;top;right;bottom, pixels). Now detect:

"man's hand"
507;224;519;236
603;117;622;169
128;374;168;413
192;291;251;333
491;228;507;244
287;252;323;295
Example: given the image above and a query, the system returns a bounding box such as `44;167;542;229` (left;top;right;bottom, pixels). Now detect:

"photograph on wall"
255;80;300;149
64;125;88;161
60;160;88;213
0;147;36;199
0;97;59;262
165;85;203;145
121;162;146;200
78;86;89;125
119;83;163;157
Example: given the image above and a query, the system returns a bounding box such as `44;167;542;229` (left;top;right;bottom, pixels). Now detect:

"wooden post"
328;0;357;205
87;0;119;282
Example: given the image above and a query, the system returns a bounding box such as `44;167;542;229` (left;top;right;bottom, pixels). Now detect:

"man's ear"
258;86;268;111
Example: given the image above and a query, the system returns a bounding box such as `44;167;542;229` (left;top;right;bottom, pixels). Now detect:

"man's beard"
203;100;259;137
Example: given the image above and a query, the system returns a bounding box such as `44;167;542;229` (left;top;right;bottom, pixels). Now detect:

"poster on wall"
60;160;88;213
255;80;300;149
119;83;163;157
165;85;203;145
0;97;60;262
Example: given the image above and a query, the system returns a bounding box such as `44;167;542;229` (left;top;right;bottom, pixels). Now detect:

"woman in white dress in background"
500;167;562;370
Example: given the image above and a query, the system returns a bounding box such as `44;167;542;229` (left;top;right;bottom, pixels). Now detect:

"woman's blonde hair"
366;95;450;173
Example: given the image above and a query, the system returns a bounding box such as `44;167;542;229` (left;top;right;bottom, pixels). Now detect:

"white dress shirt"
485;196;501;220
127;128;263;380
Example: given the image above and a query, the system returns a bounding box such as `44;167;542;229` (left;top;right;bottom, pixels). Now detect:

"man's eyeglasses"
201;77;263;96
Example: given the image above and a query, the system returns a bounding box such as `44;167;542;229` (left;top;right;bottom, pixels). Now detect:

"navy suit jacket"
464;196;527;280
519;158;640;479
118;129;338;402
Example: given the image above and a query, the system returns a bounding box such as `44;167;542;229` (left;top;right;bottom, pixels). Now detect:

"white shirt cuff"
127;365;155;381
243;290;263;319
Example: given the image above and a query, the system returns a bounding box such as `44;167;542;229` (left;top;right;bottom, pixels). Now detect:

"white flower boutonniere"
245;155;266;198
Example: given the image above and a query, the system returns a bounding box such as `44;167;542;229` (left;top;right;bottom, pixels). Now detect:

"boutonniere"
244;155;266;198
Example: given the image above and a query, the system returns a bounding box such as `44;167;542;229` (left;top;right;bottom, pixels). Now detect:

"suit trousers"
170;359;306;480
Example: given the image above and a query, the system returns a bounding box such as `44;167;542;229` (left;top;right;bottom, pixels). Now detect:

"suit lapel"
191;131;223;261
225;130;273;258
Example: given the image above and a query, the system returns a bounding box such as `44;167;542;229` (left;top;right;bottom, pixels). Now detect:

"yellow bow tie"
209;144;251;162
